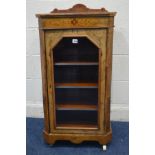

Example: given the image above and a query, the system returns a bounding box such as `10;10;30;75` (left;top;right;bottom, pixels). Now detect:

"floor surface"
26;118;129;155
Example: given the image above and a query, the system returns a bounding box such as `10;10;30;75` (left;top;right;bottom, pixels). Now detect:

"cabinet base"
43;130;112;145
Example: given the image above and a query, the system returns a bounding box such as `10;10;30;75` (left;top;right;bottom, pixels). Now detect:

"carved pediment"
51;4;108;13
36;3;116;18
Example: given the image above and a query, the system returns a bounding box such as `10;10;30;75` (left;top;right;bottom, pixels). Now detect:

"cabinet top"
36;4;116;18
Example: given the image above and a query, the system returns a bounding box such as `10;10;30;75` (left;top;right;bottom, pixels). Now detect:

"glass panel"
53;37;99;128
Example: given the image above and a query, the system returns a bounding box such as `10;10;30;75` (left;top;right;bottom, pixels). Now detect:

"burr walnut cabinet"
36;4;116;147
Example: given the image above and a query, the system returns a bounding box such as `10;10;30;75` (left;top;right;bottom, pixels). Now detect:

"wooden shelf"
54;62;98;66
56;123;98;130
56;103;98;111
55;83;98;88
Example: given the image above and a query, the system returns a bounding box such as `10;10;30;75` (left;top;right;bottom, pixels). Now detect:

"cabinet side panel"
104;28;114;132
99;30;107;134
39;29;50;132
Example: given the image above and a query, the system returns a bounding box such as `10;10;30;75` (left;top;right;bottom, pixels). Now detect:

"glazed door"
45;29;107;134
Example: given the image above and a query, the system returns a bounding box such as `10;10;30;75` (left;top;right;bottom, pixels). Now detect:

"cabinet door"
45;29;107;134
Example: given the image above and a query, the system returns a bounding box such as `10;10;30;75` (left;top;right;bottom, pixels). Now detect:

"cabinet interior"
53;36;99;129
